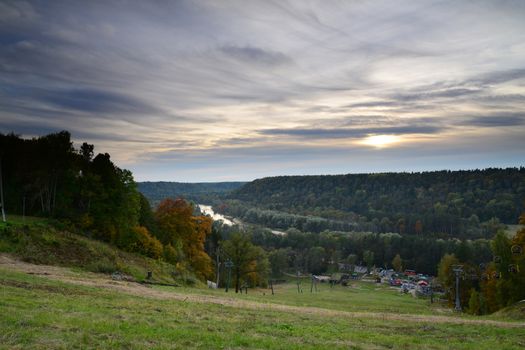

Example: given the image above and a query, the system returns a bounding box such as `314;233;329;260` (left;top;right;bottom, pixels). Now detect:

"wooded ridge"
218;169;525;238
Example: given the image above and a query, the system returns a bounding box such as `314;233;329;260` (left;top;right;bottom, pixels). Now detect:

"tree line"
215;224;492;276
138;181;245;207
437;214;525;315
0;132;270;285
221;169;525;238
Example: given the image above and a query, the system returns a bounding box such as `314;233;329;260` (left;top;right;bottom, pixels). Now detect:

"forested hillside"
138;181;246;206
221;169;525;238
0;132;223;283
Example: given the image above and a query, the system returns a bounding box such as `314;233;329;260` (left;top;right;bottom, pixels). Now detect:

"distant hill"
219;168;525;237
138;181;246;206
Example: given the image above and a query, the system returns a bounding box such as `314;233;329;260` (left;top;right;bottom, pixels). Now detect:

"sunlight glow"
359;134;401;148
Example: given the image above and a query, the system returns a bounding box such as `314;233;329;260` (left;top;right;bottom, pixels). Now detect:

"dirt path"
1;254;524;329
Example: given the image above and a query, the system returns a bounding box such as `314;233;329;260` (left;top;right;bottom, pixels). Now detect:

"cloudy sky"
1;0;524;181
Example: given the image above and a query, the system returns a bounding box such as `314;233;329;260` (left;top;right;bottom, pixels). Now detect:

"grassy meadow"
1;216;524;349
1;263;524;350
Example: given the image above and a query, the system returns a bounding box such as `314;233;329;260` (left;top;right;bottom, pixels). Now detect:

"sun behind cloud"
359;134;401;148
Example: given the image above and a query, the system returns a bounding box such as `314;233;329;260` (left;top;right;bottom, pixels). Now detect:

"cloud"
218;45;292;66
260;125;445;139
392;88;481;102
0;1;37;24
38;88;160;114
469;68;525;86
463;114;525;127
346;101;398;108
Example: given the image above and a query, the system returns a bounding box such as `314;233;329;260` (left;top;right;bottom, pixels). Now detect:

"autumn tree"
480;263;499;313
437;253;459;306
220;232;269;293
414;220;423;235
392;253;403;272
119;226;163;259
155;198;193;245
467;289;482;315
508;213;525;301
188;215;214;279
155;198;213;279
482;215;525;310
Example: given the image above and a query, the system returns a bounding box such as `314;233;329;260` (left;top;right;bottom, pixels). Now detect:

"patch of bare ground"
1;253;524;329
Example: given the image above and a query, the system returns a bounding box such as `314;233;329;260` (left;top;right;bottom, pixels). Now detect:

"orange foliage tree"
155;198;213;280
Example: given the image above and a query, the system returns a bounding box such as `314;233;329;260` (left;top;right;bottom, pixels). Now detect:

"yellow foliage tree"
220;233;269;293
155;198;213;280
132;226;163;259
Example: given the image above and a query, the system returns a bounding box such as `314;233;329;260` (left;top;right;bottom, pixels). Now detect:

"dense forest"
138;181;245;207
0;132;266;285
217;169;525;238
230;226;493;276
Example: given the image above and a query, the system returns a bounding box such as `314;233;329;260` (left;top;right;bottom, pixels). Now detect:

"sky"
1;0;524;182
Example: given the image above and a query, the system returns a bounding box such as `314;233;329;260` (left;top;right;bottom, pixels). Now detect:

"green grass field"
1;217;524;349
1;260;524;350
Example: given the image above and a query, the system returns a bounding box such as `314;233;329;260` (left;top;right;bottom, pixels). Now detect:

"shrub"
163;242;185;265
120;226;163;259
467;289;481;315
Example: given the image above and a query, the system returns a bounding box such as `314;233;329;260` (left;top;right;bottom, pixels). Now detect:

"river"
198;204;287;235
198;204;235;226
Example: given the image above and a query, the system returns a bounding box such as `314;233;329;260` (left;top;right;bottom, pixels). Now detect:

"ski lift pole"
225;259;234;293
452;265;463;312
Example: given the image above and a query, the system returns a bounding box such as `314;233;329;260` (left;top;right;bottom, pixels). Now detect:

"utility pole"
225;259;233;293
310;274;318;293
0;157;5;222
296;270;302;293
452;265;463;312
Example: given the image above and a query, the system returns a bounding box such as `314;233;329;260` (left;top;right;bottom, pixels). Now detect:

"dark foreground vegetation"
0;132;223;282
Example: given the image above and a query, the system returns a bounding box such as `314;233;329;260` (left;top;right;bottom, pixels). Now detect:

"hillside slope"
223;168;525;236
0;218;193;285
1;259;524;349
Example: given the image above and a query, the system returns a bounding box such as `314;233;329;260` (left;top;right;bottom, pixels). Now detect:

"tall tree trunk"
52;174;57;214
47;186;51;213
40;191;45;213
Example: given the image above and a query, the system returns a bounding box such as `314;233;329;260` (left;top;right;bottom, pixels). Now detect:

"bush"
468;289;481;315
119;226;163;259
163;242;185;265
86;259;117;274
